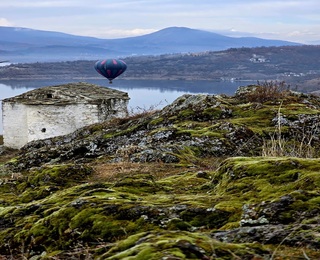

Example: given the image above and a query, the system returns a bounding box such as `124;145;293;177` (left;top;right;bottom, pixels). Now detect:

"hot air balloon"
94;59;127;83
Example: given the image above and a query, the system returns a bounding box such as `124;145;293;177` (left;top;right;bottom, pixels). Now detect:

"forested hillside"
1;45;320;92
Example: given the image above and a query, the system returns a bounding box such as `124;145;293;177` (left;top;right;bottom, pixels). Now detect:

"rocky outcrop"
6;90;320;172
212;224;320;249
210;156;320;254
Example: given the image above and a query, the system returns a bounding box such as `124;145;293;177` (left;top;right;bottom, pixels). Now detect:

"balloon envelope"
94;59;127;83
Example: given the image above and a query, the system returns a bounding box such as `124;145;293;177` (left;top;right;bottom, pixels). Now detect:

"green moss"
210;157;320;222
149;127;171;135
20;185;56;203
27;164;92;188
181;208;230;228
214;200;243;214
3;164;93;204
176;124;224;138
70;208;100;230
101;231;271;259
167;218;192;231
104;124;141;139
113;173;161;194
202;107;225;119
157;172;210;196
230;105;276;133
168;115;178;121
219;221;240;230
281;103;320;115
88;123;105;132
1;137;320;258
178;108;195;118
172;146;203;166
149;117;164;125
83;216;128;241
309;196;320;205
7;157;19;164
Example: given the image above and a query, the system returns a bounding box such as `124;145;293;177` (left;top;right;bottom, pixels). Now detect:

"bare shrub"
245;81;291;103
99;101;164;129
116;100;167;123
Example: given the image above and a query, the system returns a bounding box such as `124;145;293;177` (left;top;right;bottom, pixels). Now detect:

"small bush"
244;81;291;103
128;100;166;119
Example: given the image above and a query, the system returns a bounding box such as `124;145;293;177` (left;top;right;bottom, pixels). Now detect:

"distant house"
250;54;268;63
2;82;130;149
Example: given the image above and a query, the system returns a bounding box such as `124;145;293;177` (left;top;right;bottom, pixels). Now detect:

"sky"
0;0;320;44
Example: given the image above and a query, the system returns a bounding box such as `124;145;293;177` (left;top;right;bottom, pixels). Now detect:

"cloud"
0;18;13;26
0;0;87;8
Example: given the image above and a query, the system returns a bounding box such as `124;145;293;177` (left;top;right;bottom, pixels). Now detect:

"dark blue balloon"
94;59;127;83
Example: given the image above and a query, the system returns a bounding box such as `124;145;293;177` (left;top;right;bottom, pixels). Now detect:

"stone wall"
2;84;129;149
2;102;28;149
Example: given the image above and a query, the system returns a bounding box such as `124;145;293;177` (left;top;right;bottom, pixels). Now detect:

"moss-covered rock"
4;90;318;171
0;156;320;258
99;231;271;259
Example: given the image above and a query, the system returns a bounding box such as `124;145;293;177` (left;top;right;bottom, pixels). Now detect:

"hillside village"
0;82;320;259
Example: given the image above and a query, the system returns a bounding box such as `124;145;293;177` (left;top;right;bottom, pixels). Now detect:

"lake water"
0;79;256;134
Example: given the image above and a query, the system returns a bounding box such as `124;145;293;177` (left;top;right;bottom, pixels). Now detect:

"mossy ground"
0;155;320;259
0;90;319;259
212;157;320;224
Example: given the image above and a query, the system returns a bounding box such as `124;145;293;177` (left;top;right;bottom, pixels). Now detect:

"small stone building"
2;82;129;149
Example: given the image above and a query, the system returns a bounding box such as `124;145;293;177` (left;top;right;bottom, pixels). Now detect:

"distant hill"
0;26;301;62
2;45;320;93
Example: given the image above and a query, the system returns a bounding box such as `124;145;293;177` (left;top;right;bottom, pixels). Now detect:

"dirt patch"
0;147;19;164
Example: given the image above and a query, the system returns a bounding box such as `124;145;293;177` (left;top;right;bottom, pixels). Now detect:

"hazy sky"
1;0;319;43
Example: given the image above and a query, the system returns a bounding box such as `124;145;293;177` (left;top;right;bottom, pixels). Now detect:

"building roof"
3;82;129;105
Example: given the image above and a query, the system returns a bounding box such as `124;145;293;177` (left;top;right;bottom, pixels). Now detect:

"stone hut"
2;82;130;149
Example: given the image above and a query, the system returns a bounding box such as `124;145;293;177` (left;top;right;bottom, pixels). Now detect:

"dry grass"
262;134;318;158
128;100;166;117
90;156;223;183
262;102;319;158
91;161;182;182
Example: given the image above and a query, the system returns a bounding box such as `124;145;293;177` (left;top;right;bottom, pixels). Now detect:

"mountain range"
0;26;302;63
